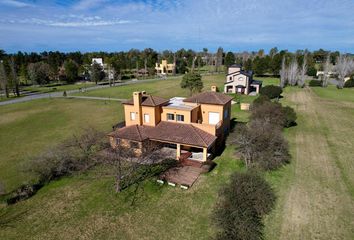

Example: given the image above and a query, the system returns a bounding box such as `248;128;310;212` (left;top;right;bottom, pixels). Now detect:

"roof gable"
123;94;169;107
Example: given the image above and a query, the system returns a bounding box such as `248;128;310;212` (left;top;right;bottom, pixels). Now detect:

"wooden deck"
160;166;203;187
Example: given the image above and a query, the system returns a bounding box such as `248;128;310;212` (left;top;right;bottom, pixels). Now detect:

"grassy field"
264;86;354;239
0;99;122;192
0;73;253;239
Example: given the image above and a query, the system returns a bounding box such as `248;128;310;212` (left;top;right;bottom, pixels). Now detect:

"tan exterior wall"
141;106;159;126
124;104;142;126
200;104;224;125
161;107;192;123
191;122;216;135
228;66;241;74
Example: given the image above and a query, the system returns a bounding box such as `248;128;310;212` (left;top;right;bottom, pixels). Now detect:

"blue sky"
0;0;354;53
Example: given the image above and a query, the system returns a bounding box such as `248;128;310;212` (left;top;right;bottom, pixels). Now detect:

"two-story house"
224;64;262;95
155;60;175;75
108;86;233;162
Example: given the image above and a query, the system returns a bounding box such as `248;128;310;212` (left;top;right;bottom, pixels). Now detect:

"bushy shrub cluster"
213;171;276;240
259;85;283;99
309;79;323;87
344;77;354;88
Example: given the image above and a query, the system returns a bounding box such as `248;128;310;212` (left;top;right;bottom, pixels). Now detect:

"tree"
63;60;79;83
260;85;282;99
335;54;354;89
298;54;307;87
282;106;297;127
224;52;235;69
180;72;203;95
232;120;290;170
9;57;20;96
27;62;52;85
0;61;9;98
322;55;331;87
251;101;286;128
90;62;104;84
213;171;276;240
19;64;29;85
0;181;5;195
279;57;287;88
215;47;223;72
288;57;299;86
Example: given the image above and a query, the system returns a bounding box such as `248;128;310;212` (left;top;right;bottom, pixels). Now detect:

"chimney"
211;85;217;92
133;92;142;125
141;91;146;95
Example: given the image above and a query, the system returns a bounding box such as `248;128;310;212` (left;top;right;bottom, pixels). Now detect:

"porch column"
176;144;181;159
202;147;208;161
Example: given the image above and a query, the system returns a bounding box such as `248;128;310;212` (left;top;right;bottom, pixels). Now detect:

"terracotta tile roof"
123;95;169;107
108;125;150;142
146;122;217;148
183;91;233;105
108;122;217;148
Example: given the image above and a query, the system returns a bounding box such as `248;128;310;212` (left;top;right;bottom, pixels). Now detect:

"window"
208;112;220;125
229;76;232;80
238;77;243;81
224;108;229;119
130;141;140;148
167;113;174;121
144;114;150;123
130;112;136;120
176;114;184;122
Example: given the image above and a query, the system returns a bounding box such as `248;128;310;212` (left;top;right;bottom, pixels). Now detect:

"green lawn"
311;85;354;102
0;74;290;240
23;82;96;93
0;99;122;192
264;86;354;239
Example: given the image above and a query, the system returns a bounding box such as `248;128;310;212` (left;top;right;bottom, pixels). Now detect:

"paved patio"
160;165;203;187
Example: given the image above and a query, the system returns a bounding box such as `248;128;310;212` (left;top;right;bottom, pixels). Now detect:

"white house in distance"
91;58;114;80
224;64;262;95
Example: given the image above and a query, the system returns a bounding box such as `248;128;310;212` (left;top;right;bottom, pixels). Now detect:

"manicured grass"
0;98;122;192
23;82;96;93
311;85;354;102
264;86;354;239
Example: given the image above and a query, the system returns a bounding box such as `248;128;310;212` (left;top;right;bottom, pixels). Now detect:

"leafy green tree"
63;60;78;83
0;61;9;98
90;62;104;84
180;72;203;95
224;52;235;68
253;56;268;75
213;171;276;240
19;64;29;85
27;62;52;85
260;85;283;99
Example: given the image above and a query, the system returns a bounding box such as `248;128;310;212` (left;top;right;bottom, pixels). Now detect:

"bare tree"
287;57;299;86
335;54;354;88
0;61;9;98
298;55;307;87
9;58;20;97
279;57;287;88
322;55;331;87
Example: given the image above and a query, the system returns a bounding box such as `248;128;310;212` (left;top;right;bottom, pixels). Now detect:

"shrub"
213;171;276;240
0;181;5;195
232;121;290;170
252;95;270;109
309;79;322;87
260;85;282;99
344;78;354;88
251;101;286;128
282;106;297;127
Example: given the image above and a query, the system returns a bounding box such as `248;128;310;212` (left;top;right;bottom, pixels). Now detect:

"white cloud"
73;0;108;11
0;0;32;7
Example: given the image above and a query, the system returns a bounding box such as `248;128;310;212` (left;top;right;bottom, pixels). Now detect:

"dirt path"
273;88;354;239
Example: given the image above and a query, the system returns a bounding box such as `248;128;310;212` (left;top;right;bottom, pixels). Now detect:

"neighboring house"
91;58;114;81
108;86;233;162
155;60;175;75
224;64;262;95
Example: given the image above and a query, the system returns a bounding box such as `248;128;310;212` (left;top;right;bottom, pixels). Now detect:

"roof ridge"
149;95;156;105
191;125;207;147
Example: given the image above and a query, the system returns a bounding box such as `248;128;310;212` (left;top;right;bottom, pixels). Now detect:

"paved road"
0;76;180;106
67;96;127;101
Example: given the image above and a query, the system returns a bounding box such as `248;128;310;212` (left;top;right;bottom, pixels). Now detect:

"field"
3;74;353;239
264;86;354;239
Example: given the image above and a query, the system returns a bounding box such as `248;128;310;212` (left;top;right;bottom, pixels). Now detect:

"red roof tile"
123;95;169;107
108;122;217;148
